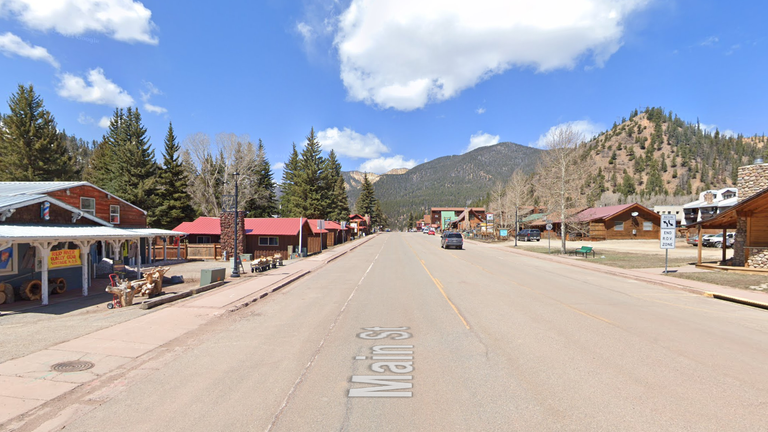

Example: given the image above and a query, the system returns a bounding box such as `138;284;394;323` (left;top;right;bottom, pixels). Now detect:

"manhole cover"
51;360;95;372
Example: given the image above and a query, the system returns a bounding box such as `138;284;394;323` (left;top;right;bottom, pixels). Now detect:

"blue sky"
1;0;767;176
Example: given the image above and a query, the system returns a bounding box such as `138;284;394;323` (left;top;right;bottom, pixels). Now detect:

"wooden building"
245;218;322;258
173;217;221;244
0;182;181;306
576;203;661;240
349;214;370;236
430;207;486;231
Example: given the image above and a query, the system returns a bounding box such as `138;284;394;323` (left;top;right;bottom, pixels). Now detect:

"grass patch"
511;245;696;269
668;272;768;290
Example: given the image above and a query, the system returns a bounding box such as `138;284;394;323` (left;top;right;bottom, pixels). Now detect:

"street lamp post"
514;207;518;247
231;171;240;278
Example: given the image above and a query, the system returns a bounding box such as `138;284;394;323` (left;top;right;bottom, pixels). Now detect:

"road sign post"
546;223;553;254
660;214;676;274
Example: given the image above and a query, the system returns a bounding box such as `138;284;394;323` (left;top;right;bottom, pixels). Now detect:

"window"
197;236;211;244
80;197;95;216
615;221;624;231
259;236;279;246
110;205;120;224
0;244;17;275
643;221;653;231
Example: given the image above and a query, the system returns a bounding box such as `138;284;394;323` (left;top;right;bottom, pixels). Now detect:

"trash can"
200;268;226;287
287;245;293;256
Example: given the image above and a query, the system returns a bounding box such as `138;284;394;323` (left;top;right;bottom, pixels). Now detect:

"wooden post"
722;228;727;263
74;240;93;296
697;225;703;265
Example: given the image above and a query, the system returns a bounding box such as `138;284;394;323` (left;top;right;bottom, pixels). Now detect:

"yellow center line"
404;239;470;329
447;249;615;325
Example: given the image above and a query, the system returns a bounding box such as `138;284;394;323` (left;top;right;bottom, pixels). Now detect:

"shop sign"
49;249;81;269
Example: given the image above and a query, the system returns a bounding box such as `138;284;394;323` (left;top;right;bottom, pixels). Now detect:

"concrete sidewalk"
479;240;768;310
0;235;377;427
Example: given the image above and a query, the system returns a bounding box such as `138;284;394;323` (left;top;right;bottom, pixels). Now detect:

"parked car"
704;232;735;248
517;229;541;241
428;228;436;235
686;235;699;246
441;232;464;249
422;227;429;234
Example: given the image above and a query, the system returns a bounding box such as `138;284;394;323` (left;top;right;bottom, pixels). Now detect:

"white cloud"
533;120;603;149
273;162;285;171
335;0;648;110
358;155;418;174
139;81;166;114
57;68;134;107
476;107;486;114
700;36;719;46
699;123;735;138
464;131;500;153
0;32;59;68
297;22;313;42
0;0;157;44
78;112;111;128
317;127;390;159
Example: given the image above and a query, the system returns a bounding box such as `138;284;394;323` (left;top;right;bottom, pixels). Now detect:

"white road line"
264;236;388;432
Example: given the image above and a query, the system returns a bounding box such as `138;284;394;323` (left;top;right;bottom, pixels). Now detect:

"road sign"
546;223;553;231
660;214;676;249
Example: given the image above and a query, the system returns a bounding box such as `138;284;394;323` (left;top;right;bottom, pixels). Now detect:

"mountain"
343;142;542;226
584;107;768;201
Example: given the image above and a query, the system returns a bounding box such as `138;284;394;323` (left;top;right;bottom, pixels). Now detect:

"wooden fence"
152;245;187;260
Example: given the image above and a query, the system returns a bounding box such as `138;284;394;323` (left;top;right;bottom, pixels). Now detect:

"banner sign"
49;249;81;269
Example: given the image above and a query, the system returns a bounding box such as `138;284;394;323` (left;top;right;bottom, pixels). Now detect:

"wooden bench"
570;246;595;258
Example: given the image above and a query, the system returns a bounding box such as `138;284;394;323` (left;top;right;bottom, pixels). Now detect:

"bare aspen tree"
182;132;258;217
534;125;588;253
505;169;531;242
489;180;507;233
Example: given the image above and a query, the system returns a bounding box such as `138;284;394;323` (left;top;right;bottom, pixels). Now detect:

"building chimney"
737;161;768;202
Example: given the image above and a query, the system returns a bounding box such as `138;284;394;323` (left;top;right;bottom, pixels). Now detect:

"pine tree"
244;139;278;218
323;150;351;222
0;84;74;181
356;172;378;219
280;143;301;217
293;128;327;219
113;108;158;220
85;108;125;191
154;122;195;229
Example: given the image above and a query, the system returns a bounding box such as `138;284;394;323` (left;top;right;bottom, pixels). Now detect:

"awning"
0;225;187;243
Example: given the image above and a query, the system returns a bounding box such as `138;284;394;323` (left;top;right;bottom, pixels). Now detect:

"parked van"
517;229;541;241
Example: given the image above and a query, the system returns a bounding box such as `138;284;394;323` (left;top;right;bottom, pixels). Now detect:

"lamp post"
514;206;518;247
231;171;240;278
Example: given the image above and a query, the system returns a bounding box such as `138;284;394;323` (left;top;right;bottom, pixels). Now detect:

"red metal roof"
307;219;329;234
324;221;347;230
173;217;221;235
245;218;308;236
574;204;636;222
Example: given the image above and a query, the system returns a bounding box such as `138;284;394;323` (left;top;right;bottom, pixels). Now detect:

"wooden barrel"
50;278;67;294
0;283;12;304
0;290;6;304
20;279;42;301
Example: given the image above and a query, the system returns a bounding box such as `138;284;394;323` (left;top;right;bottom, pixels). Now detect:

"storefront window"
615;221;624;231
80;197;96;216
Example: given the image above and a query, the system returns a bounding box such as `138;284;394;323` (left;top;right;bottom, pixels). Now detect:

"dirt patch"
669;272;768;291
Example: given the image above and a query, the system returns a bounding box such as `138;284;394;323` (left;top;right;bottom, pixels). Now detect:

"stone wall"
737;163;768;202
219;211;245;257
746;248;768;269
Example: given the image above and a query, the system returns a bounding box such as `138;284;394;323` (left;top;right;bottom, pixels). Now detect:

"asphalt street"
35;232;768;431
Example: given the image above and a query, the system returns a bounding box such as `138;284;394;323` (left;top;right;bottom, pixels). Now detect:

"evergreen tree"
280;143;301;217
0;84;74;181
244;139;278;218
85;108;125;191
292;128;327;219
154;122;195;229
355;173;378;218
618;171;636;197
323;150;351;222
113;108;158;219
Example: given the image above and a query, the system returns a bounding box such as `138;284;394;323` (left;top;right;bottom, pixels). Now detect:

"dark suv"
441;232;464;249
517;229;541;241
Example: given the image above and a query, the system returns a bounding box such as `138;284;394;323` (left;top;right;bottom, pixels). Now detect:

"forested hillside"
585;107;767;199
344;142;542;227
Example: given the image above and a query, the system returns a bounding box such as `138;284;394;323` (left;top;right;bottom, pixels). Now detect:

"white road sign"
660;214;676;249
546;223;553;231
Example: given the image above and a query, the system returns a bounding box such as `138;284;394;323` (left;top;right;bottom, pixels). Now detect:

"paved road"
31;233;768;431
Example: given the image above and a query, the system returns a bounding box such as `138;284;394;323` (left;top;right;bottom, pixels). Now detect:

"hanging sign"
49;249;81;269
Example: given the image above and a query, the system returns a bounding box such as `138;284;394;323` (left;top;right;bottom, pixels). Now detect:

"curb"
226;270;311;313
704;292;768;310
140;281;229;309
477;240;768;311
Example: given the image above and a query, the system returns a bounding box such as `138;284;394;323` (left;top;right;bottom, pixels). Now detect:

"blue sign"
499;229;508;237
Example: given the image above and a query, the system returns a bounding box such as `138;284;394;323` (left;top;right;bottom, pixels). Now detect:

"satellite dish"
631;212;639;217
